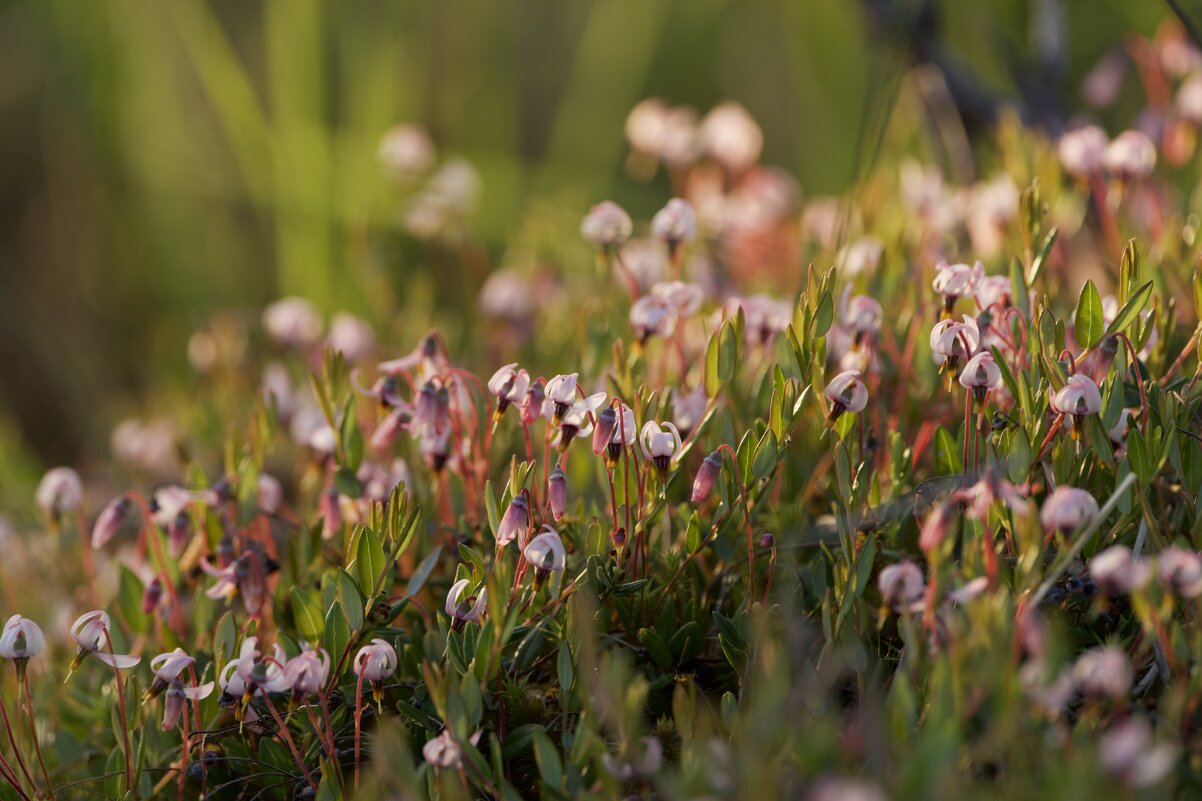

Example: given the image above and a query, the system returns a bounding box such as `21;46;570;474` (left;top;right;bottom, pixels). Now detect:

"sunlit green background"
0;0;1182;501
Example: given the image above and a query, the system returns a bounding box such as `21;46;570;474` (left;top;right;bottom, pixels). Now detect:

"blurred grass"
0;0;1184;502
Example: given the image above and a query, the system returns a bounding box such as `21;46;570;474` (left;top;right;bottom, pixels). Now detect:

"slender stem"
716;444;756;603
353;669;367;791
261;694;317;791
1116;333;1151;436
20;675;53;800
0;683;35;792
101;632;135;794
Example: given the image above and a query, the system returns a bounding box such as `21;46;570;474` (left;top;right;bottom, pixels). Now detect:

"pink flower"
161;679;214;731
35;467;83;519
262;297;322;348
488;363;531;420
600;401;638;467
878;561;925;612
495;488;531;548
91;496;132;549
1158;546;1202;598
630;295;678;341
691;450;723;504
640;421;683;478
650;198;698;246
700;102;762;172
592;406;618;455
650;280;703;316
353;638;398;684
327;313;375;363
445;580;488;630
69;611;140;672
959;351;1003;406
376;123;435;177
424;730;482;770
824;369;869;417
1057;125;1109;178
1040;486;1100;533
1073;645;1131;699
1088;546;1150;595
932;261;984;306
520;379;546;426
144;648;196;701
974;275;1013;310
1051;374;1102;417
836;237;883;278
545;373;580;423
548;465;567;522
0;615;44;665
1104;130;1157;179
581;201;633;248
1099;717;1178;788
283;646;331;697
930;316;980;371
552;392;608;450
258;473;284;515
842;296;883;335
524;527;567;588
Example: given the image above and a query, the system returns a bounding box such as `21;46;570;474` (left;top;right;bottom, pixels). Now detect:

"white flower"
524;527;567;574
263;297;323;348
0;615;44;660
35;467;83;518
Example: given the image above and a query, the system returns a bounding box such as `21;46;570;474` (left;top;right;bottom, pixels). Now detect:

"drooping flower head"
824;369;869;421
958;351;1003;407
1104;130;1157;180
930;316;980;375
445;579;488;631
35;467;83;522
640;421;683;479
284;646;331;698
932;261;984;315
354;638;398;708
91;495;133;550
581;201;633;249
878;561;925;612
487;363;531;421
0;615;45;682
524;526;567;589
650;198;698;252
1040;486;1100;534
544;373;580;425
1058;125;1109;179
495;488;531;549
144;648;196;701
692;450;723;504
68;611;140;675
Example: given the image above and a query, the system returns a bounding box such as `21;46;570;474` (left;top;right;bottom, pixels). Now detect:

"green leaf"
354;527;387;598
322;601;351;673
751;429;778;480
406;546;442;597
934;425;962;476
117;565;149;635
718;321;738;384
704;329;722;398
1027;227;1058;286
504;723;547;759
685;511;703;553
1104;280;1154;339
213;611;238;675
532;728;564;792
484;480;500;538
333;466;362;499
639;628;673;669
290;586;325;642
813;291;834;338
336;569;365;631
1074;279;1104;349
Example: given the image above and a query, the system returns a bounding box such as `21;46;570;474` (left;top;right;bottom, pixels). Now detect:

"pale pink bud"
495;489;530;548
548;467;567;522
691;450;722;503
91;496;132;549
1040;486;1099;533
581;201;633;247
700;101;762;172
1057;125;1109;178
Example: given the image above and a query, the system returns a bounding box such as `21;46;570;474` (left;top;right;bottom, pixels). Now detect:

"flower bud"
92;496;132;549
691;450;722;503
549;466;568;522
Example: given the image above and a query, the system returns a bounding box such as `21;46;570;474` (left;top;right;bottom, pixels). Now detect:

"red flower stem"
262;694;317;792
0;692;33;796
353;669;367;792
19;675;53;800
101;632;135;794
1116;332;1150;436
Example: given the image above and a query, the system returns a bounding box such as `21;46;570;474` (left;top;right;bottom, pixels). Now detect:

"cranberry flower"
554;392;608;450
843;295;883;338
958;351;1003;406
487;363;530;421
1158;547;1202;598
69;611;140;673
1057;125;1109;179
600;401;638;468
495;488;531;548
524;526;567;588
424;730;482;770
545;373;580;424
144;648;195;701
1040;486;1100;533
932;261;984;314
824;369;869;420
1104;130;1156;180
1051;374;1103;418
445;579;488;631
0;615;44;679
1088;546;1151;595
548;465;567;522
630;294;678;341
284;646;331;698
91;495;133;549
35;467;83;521
878;561;925;612
640;421;683;479
930;316;980;373
581;201;633;248
161;678;214;731
650;198;698;251
354;638;398;707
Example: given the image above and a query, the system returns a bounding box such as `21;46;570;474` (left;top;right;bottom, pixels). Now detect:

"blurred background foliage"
0;0;1184;504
